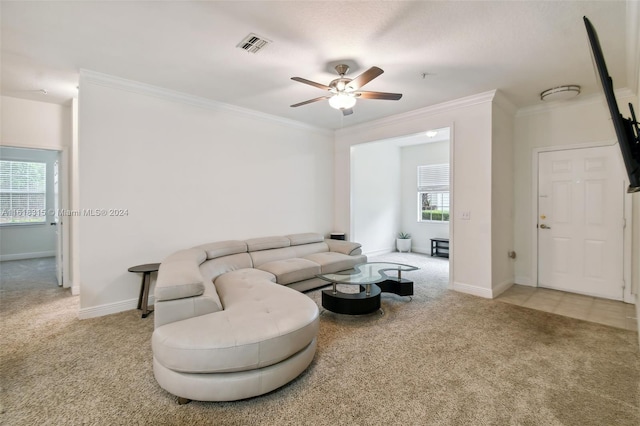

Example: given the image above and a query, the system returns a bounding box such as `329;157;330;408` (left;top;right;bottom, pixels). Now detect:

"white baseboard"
454;280;516;299
453;281;493;298
364;248;394;257
0;251;56;261
79;296;155;319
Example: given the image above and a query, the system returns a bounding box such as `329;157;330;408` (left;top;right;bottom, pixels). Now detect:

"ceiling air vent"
236;33;271;54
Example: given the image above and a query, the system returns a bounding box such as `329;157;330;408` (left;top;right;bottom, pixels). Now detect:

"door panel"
54;159;62;286
538;146;624;300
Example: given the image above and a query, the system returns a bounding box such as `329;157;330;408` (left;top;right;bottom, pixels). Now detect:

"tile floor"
497;284;638;331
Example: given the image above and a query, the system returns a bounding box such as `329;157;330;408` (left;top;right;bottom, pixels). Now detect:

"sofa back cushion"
291;241;329;258
249;246;296;267
286;233;324;246
245;236;290;252
200;253;253;283
196;240;247;260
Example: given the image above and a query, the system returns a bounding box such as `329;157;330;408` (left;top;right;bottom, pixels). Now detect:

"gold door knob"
540;224;551;229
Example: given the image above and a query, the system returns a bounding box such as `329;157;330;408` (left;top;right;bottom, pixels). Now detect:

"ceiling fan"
290;64;402;116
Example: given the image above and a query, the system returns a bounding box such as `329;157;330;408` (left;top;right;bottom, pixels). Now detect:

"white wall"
400;140;450;254
512;91;637;288
0;147;59;260
77;71;334;317
1;96;70;150
350;141;401;255
491;102;515;295
336;91;496;298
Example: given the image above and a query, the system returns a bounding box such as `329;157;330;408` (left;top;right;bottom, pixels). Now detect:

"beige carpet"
1;253;639;425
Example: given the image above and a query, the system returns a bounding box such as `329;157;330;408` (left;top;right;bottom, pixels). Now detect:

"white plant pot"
396;238;412;253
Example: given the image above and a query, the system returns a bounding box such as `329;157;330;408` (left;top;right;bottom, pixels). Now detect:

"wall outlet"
460;211;471;220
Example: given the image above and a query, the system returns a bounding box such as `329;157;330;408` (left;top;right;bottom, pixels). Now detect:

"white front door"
537;145;625;300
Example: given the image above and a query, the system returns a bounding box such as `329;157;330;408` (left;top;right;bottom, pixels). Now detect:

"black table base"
377;277;414;297
321;278;413;315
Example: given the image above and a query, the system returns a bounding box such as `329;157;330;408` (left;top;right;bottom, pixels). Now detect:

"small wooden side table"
128;263;160;318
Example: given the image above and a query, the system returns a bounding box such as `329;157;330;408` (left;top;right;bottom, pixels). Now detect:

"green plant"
422;210;450;222
397;232;411;239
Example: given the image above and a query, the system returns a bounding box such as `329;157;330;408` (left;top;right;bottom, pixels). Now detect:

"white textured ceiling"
1;1;635;130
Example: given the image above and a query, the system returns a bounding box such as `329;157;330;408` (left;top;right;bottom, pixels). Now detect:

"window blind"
0;160;47;224
417;164;449;192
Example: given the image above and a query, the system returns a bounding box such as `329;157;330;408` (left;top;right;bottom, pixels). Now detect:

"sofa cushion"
214;268;276;287
199;253;253;283
257;258;321;285
154;281;223;328
152;279;319;374
303;252;367;274
325;239;363;256
291;242;329;258
286;233;324;246
245;236;290;252
249;246;297;267
155;260;205;302
196;240;247;260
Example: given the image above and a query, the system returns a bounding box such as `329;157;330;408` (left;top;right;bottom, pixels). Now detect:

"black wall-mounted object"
583;16;640;193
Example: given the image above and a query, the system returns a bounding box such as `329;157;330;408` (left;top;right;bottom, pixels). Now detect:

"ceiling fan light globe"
329;93;356;110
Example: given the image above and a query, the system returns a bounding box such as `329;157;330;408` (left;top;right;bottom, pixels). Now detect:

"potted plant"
396;232;412;253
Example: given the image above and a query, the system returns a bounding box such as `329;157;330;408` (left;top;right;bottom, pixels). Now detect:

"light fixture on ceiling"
328;92;357;110
540;85;581;102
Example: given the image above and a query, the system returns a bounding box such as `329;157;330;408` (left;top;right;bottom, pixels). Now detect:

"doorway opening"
349;127;452;285
0;146;68;288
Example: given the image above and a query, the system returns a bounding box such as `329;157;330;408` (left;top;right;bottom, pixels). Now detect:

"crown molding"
336;90;497;137
515;87;636;117
493;90;518;115
79;69;332;137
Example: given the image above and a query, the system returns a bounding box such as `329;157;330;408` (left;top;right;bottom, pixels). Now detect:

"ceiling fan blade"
342;108;354;116
290;96;331;107
346;66;383;90
356;91;403;100
291;77;332;91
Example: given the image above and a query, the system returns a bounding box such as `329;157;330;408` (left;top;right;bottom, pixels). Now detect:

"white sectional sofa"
151;232;366;403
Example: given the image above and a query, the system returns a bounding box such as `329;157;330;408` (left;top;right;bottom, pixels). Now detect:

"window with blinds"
417;164;450;222
0;160;47;224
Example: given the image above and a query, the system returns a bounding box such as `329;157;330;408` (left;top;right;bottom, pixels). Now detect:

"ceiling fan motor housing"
334;64;350;76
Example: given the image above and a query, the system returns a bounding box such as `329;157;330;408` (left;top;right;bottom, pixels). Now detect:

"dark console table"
430;238;449;258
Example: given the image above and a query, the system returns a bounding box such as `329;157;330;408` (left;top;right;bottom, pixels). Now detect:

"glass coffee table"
317;262;418;315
